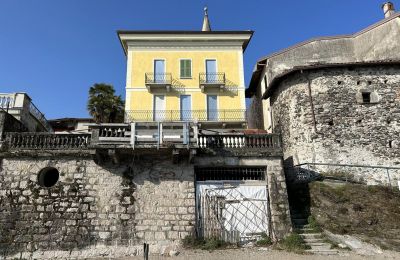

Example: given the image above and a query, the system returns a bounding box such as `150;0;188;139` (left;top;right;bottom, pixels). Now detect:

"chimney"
382;2;395;18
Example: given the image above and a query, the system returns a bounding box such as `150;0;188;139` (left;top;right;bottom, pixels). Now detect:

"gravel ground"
98;248;400;260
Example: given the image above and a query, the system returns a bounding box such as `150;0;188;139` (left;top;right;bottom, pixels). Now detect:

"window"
154;59;165;83
180;59;191;78
207;95;218;121
180;95;191;121
362;92;371;103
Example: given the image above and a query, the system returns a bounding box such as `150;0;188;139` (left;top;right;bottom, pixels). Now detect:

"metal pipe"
295;162;400;170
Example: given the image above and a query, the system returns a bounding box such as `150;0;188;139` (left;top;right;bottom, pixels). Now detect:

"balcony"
0;93;52;132
3;132;90;150
124;109;246;123
199;72;226;92
145;73;172;92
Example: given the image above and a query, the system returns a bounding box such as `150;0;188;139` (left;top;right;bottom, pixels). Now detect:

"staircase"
291;210;339;255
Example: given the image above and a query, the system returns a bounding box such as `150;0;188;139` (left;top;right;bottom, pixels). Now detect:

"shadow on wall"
0;162;97;257
93;149;195;185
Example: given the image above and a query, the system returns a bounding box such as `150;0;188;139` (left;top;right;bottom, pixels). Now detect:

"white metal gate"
196;181;270;244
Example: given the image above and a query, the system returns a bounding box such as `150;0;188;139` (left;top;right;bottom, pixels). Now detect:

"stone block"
154;232;166;241
177;207;187;214
168;231;179;240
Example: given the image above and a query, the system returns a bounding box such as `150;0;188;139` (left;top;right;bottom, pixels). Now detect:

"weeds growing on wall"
182;235;233;251
276;233;310;253
255;233;272;247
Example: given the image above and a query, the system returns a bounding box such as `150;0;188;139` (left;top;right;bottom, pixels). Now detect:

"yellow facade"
126;50;244;113
118;31;252;122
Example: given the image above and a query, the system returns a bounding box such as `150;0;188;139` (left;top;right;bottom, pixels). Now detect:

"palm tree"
87;83;124;123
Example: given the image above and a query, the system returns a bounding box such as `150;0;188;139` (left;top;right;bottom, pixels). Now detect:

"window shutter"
180;60;185;77
180;60;191;78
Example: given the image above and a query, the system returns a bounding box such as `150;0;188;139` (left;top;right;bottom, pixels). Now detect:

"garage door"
195;167;270;244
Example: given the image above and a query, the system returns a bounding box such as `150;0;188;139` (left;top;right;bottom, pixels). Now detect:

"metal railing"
199;72;226;85
29;102;53;132
198;134;281;149
0;94;15;109
4;132;90;149
145;73;172;85
125;109;246;122
292;162;400;187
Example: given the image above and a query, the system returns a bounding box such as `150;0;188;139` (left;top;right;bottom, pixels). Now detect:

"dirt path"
103;248;400;260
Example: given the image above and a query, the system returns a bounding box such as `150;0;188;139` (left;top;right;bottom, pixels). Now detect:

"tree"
87;83;124;123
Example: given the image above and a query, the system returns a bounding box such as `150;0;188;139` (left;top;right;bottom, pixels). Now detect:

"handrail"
4;132;90;149
198;134;281;149
294;162;400;170
199;72;226;85
145;73;172;85
29;102;53;132
125;109;246;122
0;94;16;109
293;162;400;187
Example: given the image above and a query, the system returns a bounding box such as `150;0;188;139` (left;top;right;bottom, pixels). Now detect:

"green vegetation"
87;83;124;123
307;215;322;233
309;181;400;251
256;233;272;247
277;233;309;252
182;235;231;251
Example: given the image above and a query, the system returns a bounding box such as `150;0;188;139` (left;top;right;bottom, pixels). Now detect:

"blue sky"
0;0;394;119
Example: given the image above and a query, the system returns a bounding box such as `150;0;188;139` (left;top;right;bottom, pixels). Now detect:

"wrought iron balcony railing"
145;73;172;85
199;72;226;86
125;109;246;122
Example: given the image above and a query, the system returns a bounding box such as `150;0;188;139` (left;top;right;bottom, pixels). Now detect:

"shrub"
256;233;272;247
182;235;229;251
182;235;205;249
278;233;309;252
307;215;322;232
201;237;227;251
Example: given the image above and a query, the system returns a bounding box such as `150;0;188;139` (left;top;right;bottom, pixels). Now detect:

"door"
196;182;270;243
154;60;165;83
153;95;165;121
180;95;191;121
206;59;217;83
207;95;218;121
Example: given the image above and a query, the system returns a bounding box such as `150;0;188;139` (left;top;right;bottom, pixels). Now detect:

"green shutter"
180;60;191;78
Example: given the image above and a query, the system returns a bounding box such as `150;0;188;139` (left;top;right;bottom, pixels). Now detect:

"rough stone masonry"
0;147;292;258
270;64;400;185
0;153;195;258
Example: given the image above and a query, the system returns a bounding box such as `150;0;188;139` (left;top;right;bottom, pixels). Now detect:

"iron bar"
199;72;226;85
124;109;246;122
145;73;172;85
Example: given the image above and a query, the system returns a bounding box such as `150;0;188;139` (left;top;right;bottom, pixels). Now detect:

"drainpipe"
302;70;318;133
265;59;274;132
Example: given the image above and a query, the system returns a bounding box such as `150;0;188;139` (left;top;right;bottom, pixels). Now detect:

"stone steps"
305;249;340;255
290;207;339;255
292;212;339;255
292;218;308;226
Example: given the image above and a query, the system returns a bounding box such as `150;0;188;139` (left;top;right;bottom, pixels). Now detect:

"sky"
0;0;394;119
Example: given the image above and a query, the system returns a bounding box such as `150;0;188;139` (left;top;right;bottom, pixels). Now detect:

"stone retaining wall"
270;65;400;185
0;154;195;258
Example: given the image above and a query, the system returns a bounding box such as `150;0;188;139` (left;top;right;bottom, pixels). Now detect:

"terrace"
124;109;246;123
0;93;53;132
1;122;282;156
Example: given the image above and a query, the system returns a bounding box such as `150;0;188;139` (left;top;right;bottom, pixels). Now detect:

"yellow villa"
118;8;252;129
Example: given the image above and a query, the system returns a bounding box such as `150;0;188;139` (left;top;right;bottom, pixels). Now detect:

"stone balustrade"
198;134;281;149
4;132;90;149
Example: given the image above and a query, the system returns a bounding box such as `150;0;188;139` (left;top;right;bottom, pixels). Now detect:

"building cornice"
118;31;253;56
